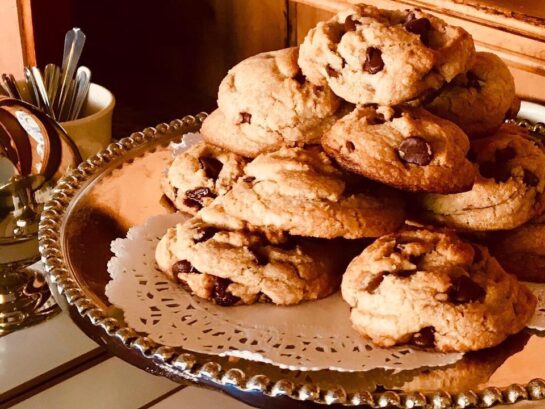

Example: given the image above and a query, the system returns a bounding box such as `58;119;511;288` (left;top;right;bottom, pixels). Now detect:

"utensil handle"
56;28;86;117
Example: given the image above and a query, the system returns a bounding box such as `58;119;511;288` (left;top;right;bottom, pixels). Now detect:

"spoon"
56;28;86;119
68;66;91;121
1;74;22;100
0;82;8;97
44;64;60;105
24;67;40;107
31;67;55;119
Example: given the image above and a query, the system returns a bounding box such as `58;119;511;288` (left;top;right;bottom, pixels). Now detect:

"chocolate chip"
404;13;431;46
183;197;202;209
212;277;240;306
466;71;482;90
479;161;511;183
523;169;539;187
186;187;215;204
243;176;256;183
172;260;199;277
363;47;384;74
395;269;417;278
448;275;485;304
277;237;298;251
364;273;385;293
194;227;218;243
293;70;306;85
411;326;435;348
408;253;424;267
392;106;404;118
495;146;517;163
238;112;252;124
326;65;339;78
344;16;359;32
398;137;433;165
368;113;386;125
249;246;269;266
345;141;355;152
199;156;223;180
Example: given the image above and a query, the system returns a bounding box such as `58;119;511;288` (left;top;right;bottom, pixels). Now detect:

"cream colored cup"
61;83;115;159
12;81;115;160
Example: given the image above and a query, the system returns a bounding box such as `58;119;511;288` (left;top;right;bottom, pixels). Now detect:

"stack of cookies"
156;4;540;353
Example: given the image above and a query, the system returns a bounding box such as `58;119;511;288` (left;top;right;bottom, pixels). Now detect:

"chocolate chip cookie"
162;142;248;214
489;222;545;282
427;52;516;138
298;5;475;105
202;47;343;157
418;124;545;231
199;147;406;239
341;227;536;352
155;216;352;305
322;105;476;193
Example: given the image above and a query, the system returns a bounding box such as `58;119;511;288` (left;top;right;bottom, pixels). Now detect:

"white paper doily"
105;213;468;372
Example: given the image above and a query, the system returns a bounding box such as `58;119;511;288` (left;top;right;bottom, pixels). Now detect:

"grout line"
0;348;110;408
137;385;187;409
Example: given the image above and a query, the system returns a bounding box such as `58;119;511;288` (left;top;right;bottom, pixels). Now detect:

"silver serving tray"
39;113;545;408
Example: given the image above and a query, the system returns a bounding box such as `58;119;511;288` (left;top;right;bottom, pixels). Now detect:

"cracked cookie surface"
418;124;545;231
341;227;536;352
322;105;476;193
155;216;353;305
298;5;475;105
202;47;342;157
162;142;248;214
427;52;516;138
199;147;406;239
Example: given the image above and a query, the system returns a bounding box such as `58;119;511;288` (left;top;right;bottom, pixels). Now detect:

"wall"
0;0;25;79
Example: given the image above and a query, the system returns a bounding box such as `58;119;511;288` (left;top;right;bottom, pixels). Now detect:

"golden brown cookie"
427;52;516;138
162;142;247;214
156;216;355;306
199;147;406;239
299;5;475;105
322;105;476;193
341;227;536;352
202;47;342;157
418;124;545;231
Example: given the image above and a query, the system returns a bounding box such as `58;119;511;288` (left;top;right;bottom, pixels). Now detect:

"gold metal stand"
0;174;60;336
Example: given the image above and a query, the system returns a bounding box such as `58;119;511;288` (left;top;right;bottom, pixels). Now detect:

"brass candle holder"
0;172;60;336
0;96;82;336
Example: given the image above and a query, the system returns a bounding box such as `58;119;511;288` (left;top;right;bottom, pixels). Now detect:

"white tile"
12;357;177;409
149;386;252;409
0;312;98;394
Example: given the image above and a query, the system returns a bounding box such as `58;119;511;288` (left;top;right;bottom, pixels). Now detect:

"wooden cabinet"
1;0;544;127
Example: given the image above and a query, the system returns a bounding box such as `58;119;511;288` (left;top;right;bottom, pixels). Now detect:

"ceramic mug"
10;81;115;160
61;83;115;159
